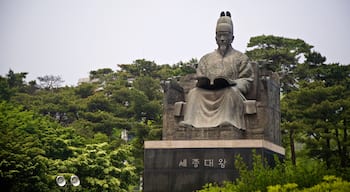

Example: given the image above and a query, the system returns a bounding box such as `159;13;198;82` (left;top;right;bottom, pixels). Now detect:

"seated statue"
162;11;280;144
180;11;254;130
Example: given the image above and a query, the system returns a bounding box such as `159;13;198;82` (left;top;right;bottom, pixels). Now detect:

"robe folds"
183;86;245;129
181;47;254;130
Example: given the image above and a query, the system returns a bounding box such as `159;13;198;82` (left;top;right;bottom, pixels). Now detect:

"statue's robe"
181;47;254;129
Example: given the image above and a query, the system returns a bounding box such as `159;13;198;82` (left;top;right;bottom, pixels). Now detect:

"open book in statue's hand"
196;76;236;90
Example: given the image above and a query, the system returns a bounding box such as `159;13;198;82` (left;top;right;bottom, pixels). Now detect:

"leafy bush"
267;176;350;192
197;152;336;192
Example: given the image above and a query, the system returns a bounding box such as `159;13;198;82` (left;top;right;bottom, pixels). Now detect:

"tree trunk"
325;128;331;168
342;120;348;167
335;128;343;166
289;126;296;166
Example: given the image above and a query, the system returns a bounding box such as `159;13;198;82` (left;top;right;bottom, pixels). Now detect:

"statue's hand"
231;86;245;100
231;86;239;92
229;80;237;86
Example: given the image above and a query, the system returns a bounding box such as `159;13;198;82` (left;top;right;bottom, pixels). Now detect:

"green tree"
156;64;175;80
37;75;64;90
118;59;159;77
6;69;28;88
14;87;80;125
282;64;350;171
89;68;116;84
171;58;197;77
294;51;327;82
0;76;12;101
246;35;313;93
86;93;112;112
0;101;83;191
58;143;137;192
0;70;33;101
133;76;162;101
75;82;96;98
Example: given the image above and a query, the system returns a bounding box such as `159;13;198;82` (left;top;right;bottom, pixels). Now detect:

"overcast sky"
1;0;349;86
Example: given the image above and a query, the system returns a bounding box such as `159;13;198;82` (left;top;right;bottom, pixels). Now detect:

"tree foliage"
282;64;350;170
0;58;196;191
37;75;64;89
197;153;333;192
246;35;313;93
247;35;349;172
0;100;138;191
0;101;79;191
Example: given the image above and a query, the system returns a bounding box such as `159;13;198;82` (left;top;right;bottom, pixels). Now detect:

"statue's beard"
218;44;228;56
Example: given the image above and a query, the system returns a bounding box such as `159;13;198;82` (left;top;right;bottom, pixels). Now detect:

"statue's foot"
217;121;232;127
179;121;194;128
218;121;245;131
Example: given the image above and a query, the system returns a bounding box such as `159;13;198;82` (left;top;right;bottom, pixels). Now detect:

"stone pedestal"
144;140;285;192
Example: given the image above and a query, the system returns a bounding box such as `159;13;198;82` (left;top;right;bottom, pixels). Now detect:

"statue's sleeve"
235;55;254;94
196;56;207;77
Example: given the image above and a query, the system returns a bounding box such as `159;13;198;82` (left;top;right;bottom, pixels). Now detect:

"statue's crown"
216;11;233;34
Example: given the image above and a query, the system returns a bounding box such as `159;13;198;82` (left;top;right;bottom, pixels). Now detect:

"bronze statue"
180;11;254;130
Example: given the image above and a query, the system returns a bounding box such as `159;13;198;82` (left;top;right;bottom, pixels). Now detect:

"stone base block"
174;126;246;140
144;140;284;192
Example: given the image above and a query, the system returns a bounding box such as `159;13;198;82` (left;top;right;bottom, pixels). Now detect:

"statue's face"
216;31;232;46
215;31;233;55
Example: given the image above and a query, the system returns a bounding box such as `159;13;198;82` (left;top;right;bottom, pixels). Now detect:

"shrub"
197;152;336;192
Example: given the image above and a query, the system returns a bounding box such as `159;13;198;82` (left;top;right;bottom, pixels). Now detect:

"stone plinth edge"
144;139;285;155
